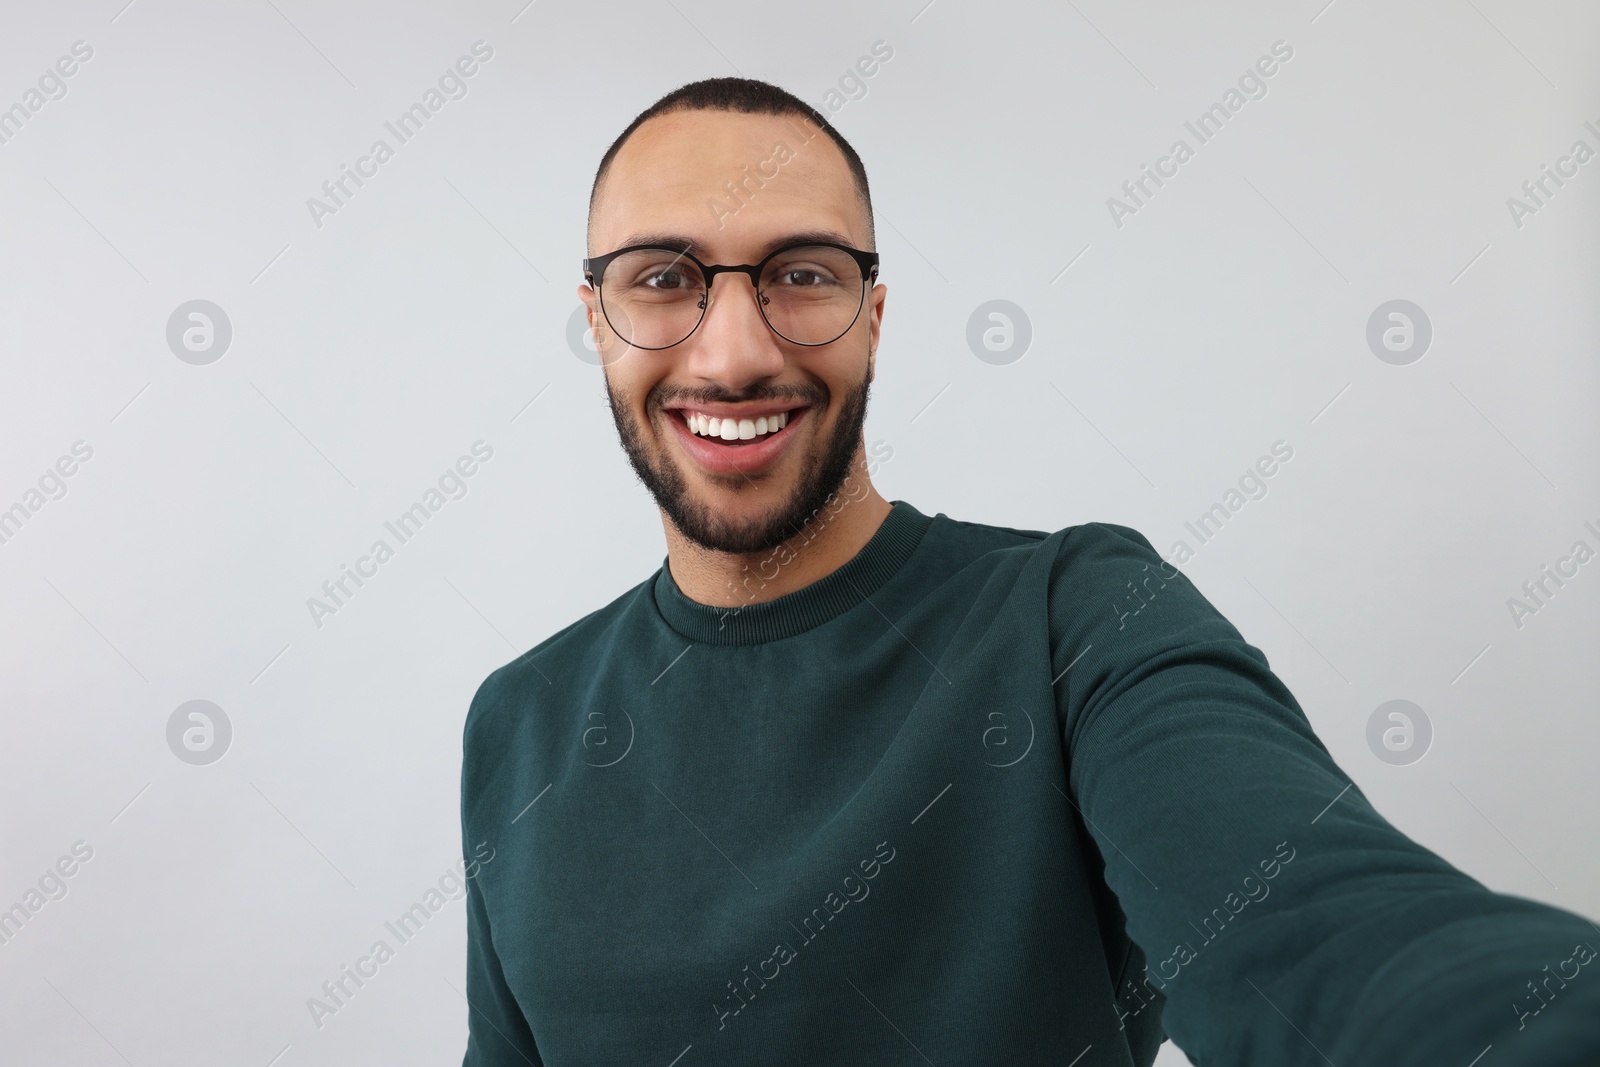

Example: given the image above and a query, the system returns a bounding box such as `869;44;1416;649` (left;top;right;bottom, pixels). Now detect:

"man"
460;77;1600;1065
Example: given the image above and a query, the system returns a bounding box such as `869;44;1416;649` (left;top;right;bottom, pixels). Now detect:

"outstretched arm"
1049;522;1600;1066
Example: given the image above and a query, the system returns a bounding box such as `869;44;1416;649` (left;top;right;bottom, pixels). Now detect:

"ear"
579;283;610;345
866;281;886;383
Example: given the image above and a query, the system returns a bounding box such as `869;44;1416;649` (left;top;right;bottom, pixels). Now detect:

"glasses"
582;240;879;350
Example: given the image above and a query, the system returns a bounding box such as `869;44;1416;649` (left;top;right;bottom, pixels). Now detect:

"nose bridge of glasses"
702;262;763;293
700;263;766;315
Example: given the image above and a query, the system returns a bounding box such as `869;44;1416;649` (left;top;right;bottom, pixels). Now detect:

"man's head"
580;77;885;556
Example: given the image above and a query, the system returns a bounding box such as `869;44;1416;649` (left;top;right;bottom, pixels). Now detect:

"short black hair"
587;76;874;251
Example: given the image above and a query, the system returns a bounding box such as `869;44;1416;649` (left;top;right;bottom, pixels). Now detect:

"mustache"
650;384;827;411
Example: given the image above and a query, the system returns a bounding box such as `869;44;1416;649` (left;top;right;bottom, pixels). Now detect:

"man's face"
581;108;885;555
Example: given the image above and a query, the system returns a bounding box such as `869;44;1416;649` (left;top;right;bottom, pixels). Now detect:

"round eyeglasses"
582;241;879;350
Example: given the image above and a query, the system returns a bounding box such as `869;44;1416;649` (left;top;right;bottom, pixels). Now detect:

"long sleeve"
461;671;545;1067
461;869;544;1066
1049;522;1600;1065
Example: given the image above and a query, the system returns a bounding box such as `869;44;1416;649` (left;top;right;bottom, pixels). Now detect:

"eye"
762;245;854;290
769;262;844;289
642;268;692;290
605;250;704;293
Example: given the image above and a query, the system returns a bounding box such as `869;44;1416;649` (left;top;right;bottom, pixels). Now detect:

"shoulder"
1048;520;1182;595
1043;521;1291;735
461;573;654;755
927;509;1165;569
916;509;1054;578
937;510;1054;548
1056;519;1163;561
1044;519;1245;661
914;509;1193;613
929;512;1181;596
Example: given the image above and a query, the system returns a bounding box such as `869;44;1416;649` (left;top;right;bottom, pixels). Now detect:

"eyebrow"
610;229;862;259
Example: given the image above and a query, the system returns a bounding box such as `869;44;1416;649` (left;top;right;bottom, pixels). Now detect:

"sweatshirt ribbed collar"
651;500;933;646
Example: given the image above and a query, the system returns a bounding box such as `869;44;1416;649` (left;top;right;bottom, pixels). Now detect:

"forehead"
591;108;867;259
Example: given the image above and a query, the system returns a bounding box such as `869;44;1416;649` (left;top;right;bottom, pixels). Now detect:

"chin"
608;358;874;558
671;495;803;556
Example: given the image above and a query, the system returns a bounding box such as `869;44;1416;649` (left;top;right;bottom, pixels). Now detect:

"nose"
680;272;786;390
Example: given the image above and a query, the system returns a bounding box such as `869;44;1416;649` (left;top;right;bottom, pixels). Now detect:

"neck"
661;454;893;609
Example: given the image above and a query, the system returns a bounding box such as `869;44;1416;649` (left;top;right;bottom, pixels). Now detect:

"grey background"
2;1;1597;1064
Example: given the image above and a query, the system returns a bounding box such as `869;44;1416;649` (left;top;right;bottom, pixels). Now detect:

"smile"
664;404;810;475
680;409;790;442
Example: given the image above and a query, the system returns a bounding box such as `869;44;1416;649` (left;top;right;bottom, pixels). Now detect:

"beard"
603;357;873;556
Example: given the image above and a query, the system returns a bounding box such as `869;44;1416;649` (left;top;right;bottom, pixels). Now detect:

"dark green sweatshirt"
460;500;1600;1065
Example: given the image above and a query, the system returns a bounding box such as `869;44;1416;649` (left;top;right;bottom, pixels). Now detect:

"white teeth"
685;410;791;438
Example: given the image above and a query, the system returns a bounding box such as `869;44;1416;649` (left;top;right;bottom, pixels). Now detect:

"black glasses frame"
581;240;880;350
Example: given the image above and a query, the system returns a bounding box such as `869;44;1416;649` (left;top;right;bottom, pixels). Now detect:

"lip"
667;402;798;421
665;405;809;476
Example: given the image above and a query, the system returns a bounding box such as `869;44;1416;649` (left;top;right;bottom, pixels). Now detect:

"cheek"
657;408;684;437
613;389;670;448
605;370;655;422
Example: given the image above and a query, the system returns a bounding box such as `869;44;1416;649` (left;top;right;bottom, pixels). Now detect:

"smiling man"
459;78;1600;1066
